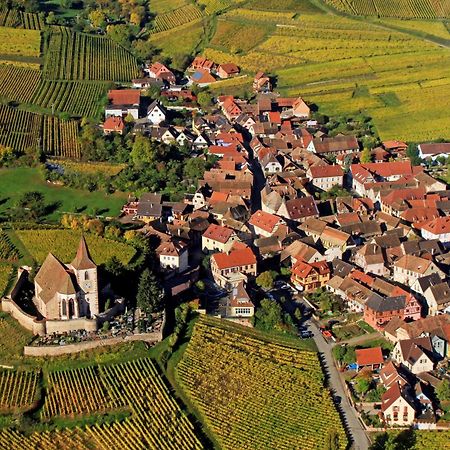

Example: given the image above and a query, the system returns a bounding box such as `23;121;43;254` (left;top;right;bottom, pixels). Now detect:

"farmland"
0;8;44;29
42;116;81;158
199;4;450;141
0;312;34;364
176;316;347;450
43;28;140;82
15;230;136;265
0;370;39;413
0;263;13;297
0;358;205;449
153;4;204;32
0;66;41;103
0;27;41;65
0;168;127;221
323;0;450;19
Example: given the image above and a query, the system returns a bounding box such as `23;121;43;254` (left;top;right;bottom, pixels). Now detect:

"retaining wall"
1;298;46;335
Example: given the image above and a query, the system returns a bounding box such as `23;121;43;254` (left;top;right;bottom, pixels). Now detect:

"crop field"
43;28;140;82
0;358;204;449
42;116;81;158
0;312;33;363
210;19;270;52
0;263;13;297
0;66;40;103
205;6;450;140
15;230;136;265
0;105;42;152
245;0;322;13
197;0;236;15
0;8;44;29
56;160;125;177
0;27;41;67
177;316;347;450
152;0;189;14
32;81;109;118
153;4;204;32
0;232;20;261
323;0;450;19
0;370;39;413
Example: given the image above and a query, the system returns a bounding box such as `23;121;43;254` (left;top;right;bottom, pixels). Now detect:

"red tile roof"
218;63;239;75
309;165;343;178
203;223;234;243
420;216;450;234
108;89;140;106
268;111;281;124
212;245;256;270
103;116;125;131
356;347;383;366
248;210;281;234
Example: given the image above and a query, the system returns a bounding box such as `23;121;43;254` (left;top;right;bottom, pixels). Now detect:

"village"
90;56;450;433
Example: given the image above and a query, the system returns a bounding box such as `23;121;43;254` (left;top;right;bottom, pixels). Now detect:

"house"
226;281;254;319
135;193;163;223
424;281;450;316
190;56;215;73
393;255;443;286
292;97;310;119
34;237;99;331
364;294;421;330
420;217;450;245
156;240;188;272
277;196;319;222
210;243;257;290
105;89;140;119
217;63;240;79
253;72;271;93
132;78;164;89
307;165;344;191
380;362;408;389
202;223;239;253
260;152;283;174
248;210;284;238
191;69;216;87
353;243;388;276
145;61;176;84
392;337;434;374
355;347;384;371
147;100;167;125
381;382;416;426
103;116;125;135
220;97;242;121
320;227;351;252
410;273;442;298
290;260;330;292
418;142;450;160
307;136;359;157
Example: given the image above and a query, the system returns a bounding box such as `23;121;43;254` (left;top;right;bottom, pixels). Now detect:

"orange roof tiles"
203;223;234;243
356;347;383;366
212;245;256;270
108;89;140;106
248;210;281;234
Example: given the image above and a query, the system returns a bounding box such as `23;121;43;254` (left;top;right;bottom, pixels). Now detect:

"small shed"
355;347;384;371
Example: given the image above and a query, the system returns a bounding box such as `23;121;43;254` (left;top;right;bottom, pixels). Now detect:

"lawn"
14;229;136;265
0;168;127;221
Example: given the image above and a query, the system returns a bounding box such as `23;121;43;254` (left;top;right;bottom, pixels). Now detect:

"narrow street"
293;297;370;450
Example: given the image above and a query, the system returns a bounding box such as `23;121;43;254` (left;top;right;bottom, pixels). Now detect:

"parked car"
300;330;313;339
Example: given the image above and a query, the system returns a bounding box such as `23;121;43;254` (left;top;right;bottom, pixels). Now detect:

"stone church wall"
1;298;46;336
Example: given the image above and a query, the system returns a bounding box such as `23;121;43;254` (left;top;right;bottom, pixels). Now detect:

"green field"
0;168;127;221
14;229;136;265
190;1;450;141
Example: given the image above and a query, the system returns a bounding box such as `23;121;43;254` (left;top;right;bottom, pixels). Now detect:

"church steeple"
71;236;96;270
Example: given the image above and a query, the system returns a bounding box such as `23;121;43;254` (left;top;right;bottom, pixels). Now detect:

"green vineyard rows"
0;370;39;412
0;233;20;261
153;4;204;32
0;66;41;104
0;8;44;30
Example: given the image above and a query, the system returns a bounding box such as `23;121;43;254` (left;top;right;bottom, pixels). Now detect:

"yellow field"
0;27;40;59
56;160;125;177
377;18;450;39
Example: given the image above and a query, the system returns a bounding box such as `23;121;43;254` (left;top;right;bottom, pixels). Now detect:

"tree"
406;143;422;166
105;256;125;278
294;307;302;321
355;378;371;395
332;345;346;362
132;39;157;61
197;91;213;109
106;24;131;47
88;10;107;29
130;134;155;167
360;147;372;163
256;271;275;290
183;158;206;182
136;268;164;313
15;191;46;220
325;428;339;450
436;379;450;402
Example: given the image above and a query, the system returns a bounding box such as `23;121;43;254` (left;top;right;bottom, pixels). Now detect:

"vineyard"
0;370;39;413
32;81;109;118
0;66;40;103
0;263;13;297
0;27;41;62
42;116;81;159
43;28;140;82
153;4;204;32
0;232;20;261
0;358;204;449
15;229;136;265
323;0;450;19
0;105;42;152
0;8;44;29
177;316;347;450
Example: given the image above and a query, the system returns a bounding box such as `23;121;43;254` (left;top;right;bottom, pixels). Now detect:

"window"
84;271;89;280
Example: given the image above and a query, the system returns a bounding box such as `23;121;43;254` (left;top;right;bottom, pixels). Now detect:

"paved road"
307;320;370;450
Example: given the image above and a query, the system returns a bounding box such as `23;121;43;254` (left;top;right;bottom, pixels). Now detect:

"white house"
381;383;416;426
418;142;450;160
420;217;450;245
147;101;167;125
424;281;450;316
306;165;344;191
156;240;188;272
392;337;434;374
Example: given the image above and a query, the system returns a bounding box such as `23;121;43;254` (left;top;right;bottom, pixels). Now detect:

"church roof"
35;253;77;304
71;237;96;270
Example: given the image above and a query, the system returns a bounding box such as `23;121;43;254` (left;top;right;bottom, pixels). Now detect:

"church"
34;237;99;322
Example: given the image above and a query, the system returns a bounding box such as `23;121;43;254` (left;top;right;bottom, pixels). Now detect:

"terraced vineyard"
43;28;140;81
153;4;204;32
42;116;81;158
0;359;204;449
0;232;20;261
324;0;450;18
0;370;39;413
0;8;44;29
177;316;347;450
0;66;41;103
32;81;109;118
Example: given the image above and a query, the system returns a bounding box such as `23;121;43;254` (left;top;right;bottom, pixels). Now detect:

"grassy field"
196;2;450;141
14;229;136;265
0;168;127;221
0;27;41;67
0;312;34;365
176;316;347;450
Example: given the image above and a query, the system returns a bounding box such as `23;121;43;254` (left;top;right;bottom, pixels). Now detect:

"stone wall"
45;317;98;335
1;298;46;336
23;331;163;357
